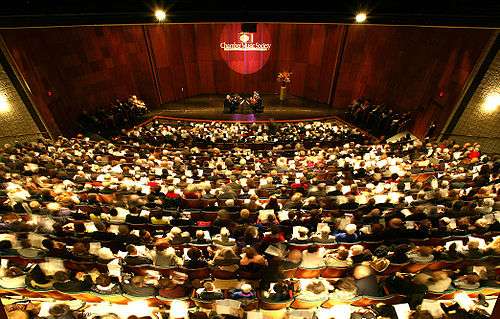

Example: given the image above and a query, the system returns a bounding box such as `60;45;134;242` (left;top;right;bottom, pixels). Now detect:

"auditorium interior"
0;1;499;319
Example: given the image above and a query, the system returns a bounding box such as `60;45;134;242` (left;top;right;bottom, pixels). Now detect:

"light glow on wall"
219;24;272;74
0;94;11;113
483;92;500;113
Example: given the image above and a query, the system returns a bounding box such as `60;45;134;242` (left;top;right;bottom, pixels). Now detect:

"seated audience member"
353;265;383;297
413;271;452;293
324;247;352;267
158;277;187;299
198;281;223;301
0;266;25;289
465;239;484;259
121;275;156;297
336;224;359;243
296;279;329;301
300;244;325;268
154;247;183;268
92;274;122;295
183;184;201;199
211;247;240;270
185;248;208;269
350;245;372;264
244;195;263;212
239;225;262;248
166;227;191;245
236;208;252;225
240;247;267;272
385;272;428;308
191;230;211;245
389;244;410;264
53;271;92;293
282;249;302;270
312;225;336;244
262;225;286;244
48;304;76;319
290;227;310;244
407;246;435;263
330;277;358;300
264;196;281;212
213;227;236;247
263;280;292;302
26;264;53;289
124;245;152;266
453;273;481;290
71;242;95;262
230;283;256;299
284;193;303;209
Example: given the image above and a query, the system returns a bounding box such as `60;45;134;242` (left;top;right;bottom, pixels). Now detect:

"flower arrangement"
277;71;292;87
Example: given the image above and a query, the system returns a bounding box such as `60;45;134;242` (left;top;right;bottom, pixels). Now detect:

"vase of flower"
277;71;292;102
280;86;287;101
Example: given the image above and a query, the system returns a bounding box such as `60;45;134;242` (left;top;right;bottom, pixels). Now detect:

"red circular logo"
219;24;272;75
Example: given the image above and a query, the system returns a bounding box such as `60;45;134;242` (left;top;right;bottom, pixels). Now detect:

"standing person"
425;121;437;139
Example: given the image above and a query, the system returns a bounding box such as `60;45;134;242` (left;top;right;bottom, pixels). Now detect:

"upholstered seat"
294;267;324;279
321;267;349;278
178;267;211;280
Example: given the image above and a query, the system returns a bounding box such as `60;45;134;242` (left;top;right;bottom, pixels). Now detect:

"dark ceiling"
0;0;499;28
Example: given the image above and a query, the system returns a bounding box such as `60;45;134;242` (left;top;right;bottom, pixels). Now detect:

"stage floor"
150;94;343;121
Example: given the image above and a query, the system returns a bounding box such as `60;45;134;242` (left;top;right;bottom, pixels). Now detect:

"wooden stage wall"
0;24;494;136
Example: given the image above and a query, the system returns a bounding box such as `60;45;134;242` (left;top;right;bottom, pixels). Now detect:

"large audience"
0;119;498;319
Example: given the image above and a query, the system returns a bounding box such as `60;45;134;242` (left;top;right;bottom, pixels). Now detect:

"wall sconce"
482;92;499;113
0;94;11;113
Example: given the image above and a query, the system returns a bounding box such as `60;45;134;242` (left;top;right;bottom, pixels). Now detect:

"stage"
150;94;343;122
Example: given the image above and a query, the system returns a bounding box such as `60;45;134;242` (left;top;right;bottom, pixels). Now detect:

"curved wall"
0;24;494;136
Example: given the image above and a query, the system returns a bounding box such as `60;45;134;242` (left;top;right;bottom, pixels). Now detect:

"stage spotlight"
154;9;167;22
483;92;499;113
355;12;367;23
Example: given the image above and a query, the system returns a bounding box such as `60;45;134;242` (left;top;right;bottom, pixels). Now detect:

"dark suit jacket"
121;283;156;297
53;275;92;293
199;290;223;300
355;275;383;297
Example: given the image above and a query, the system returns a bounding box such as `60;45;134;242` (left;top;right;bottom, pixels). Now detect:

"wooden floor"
150;94;343;122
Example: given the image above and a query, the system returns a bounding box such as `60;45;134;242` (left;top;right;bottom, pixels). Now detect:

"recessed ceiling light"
155;9;167;22
355;12;367;23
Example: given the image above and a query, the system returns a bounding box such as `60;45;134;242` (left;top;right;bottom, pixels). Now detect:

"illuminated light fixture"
154;9;167;22
355;12;367;23
483;92;500;113
0;94;11;113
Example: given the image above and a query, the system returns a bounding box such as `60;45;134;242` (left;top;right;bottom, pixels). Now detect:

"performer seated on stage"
224;92;262;114
224;94;238;113
250;91;263;113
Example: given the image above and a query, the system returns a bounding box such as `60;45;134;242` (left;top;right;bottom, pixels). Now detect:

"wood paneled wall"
1;26;158;135
145;23;342;103
333;25;494;136
0;24;494;137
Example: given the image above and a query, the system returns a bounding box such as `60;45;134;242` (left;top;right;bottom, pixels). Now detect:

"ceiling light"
355;12;367;23
155;9;167;22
